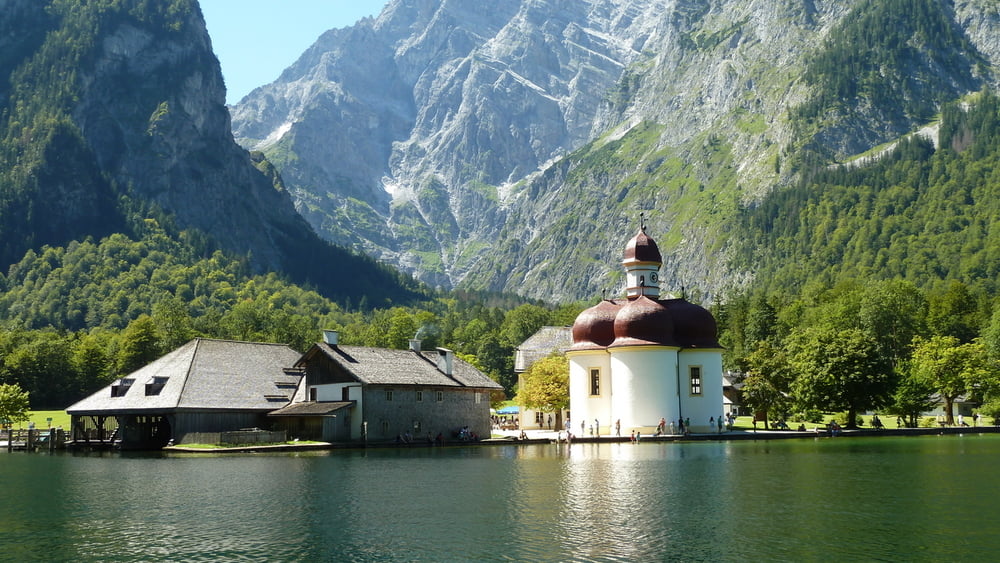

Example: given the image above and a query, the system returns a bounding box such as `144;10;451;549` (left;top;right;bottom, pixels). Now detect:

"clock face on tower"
649;272;658;283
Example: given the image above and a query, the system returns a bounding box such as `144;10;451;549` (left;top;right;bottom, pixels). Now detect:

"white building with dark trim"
568;223;724;435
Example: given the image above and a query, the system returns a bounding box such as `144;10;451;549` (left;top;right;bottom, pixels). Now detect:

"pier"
2;427;67;452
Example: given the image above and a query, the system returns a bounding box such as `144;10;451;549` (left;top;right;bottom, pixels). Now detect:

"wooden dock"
2;428;67;452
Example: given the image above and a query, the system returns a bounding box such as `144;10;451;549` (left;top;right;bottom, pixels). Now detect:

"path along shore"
488;424;1000;445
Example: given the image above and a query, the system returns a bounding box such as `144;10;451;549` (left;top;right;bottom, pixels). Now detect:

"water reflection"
4;435;1000;561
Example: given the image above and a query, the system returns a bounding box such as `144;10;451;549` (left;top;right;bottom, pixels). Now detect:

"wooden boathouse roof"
67;338;303;415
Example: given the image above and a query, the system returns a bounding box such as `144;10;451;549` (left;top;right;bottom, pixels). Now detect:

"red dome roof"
623;229;662;265
664;299;720;348
610;295;677;347
571;300;621;350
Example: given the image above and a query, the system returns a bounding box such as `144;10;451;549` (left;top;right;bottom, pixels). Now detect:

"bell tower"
622;214;662;300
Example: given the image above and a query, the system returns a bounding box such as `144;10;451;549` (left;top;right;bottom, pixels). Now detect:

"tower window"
386;389;394;401
590;368;601;396
416;390;423;402
690;366;702;396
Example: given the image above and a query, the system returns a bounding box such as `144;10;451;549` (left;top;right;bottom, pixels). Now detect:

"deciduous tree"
0;383;30;426
788;326;894;428
741;341;794;428
515;354;569;414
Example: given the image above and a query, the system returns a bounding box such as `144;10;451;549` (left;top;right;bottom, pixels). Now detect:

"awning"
268;401;353;417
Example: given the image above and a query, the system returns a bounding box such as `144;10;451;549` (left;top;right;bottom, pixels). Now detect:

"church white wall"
678;350;724;433
568;351;611;436
609;347;678;431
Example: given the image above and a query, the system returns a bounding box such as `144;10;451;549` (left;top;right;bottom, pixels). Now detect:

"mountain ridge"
0;0;422;305
230;0;1000;301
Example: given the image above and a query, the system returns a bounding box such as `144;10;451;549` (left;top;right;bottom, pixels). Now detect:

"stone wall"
362;385;492;442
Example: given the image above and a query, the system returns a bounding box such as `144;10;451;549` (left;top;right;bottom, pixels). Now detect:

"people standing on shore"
615;419;621;437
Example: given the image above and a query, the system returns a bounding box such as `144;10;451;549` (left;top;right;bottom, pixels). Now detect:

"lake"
2;433;998;561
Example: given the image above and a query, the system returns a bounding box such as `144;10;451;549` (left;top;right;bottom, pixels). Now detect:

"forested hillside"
0;0;422;307
742;92;1000;298
230;0;998;302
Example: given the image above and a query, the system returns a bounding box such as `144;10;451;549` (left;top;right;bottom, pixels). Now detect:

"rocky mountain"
0;0;420;304
230;0;999;303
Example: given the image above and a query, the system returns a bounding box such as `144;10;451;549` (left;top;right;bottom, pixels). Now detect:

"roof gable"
305;343;501;390
67;339;303;414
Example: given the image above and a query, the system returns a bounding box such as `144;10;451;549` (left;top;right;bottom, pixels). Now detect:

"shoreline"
148;424;1000;453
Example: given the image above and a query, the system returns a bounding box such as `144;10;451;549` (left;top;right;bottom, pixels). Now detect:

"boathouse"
268;330;502;443
66;338;303;449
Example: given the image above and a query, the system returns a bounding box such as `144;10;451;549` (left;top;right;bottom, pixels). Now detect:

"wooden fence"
179;429;286;446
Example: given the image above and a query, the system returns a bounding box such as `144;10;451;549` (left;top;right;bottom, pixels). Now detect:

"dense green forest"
742;91;1000;298
716;92;1000;427
0;218;579;407
0;0;422;309
790;0;985;167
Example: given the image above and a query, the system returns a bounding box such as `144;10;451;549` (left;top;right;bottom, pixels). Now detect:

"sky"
200;1;390;105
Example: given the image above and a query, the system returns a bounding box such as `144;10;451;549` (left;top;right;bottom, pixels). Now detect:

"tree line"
0;220;581;407
717;279;1000;428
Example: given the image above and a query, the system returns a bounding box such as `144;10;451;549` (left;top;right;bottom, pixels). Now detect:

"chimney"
409;339;421;353
436;347;453;376
322;329;339;346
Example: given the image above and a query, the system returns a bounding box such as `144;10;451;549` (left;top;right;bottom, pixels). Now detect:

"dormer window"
144;377;168;396
111;378;134;397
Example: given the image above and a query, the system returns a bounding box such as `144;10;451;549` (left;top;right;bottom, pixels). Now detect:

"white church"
568;220;723;435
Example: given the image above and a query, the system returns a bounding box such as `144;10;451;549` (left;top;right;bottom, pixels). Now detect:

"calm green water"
2;434;998;562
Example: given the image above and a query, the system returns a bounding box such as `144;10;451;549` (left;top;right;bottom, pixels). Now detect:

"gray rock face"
65;3;327;275
231;0;1000;300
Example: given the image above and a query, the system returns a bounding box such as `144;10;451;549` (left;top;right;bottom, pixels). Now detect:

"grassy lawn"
730;414;986;431
19;410;72;429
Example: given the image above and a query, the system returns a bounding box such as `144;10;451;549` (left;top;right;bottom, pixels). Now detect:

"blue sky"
201;1;390;105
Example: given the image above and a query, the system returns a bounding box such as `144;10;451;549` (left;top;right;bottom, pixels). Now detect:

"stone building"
270;330;502;442
568;221;724;435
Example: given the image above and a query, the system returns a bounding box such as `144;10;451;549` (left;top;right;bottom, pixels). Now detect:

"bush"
791;409;825;423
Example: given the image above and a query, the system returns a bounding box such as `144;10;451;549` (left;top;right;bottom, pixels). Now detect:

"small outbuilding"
514;325;572;431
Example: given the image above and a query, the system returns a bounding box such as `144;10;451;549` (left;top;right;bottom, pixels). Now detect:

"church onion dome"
665;299;722;348
609;295;678;348
570;299;621;350
623;228;662;265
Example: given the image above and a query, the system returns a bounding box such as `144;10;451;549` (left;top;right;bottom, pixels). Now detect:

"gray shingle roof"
514;326;571;372
307;343;502;390
67;339;303;414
